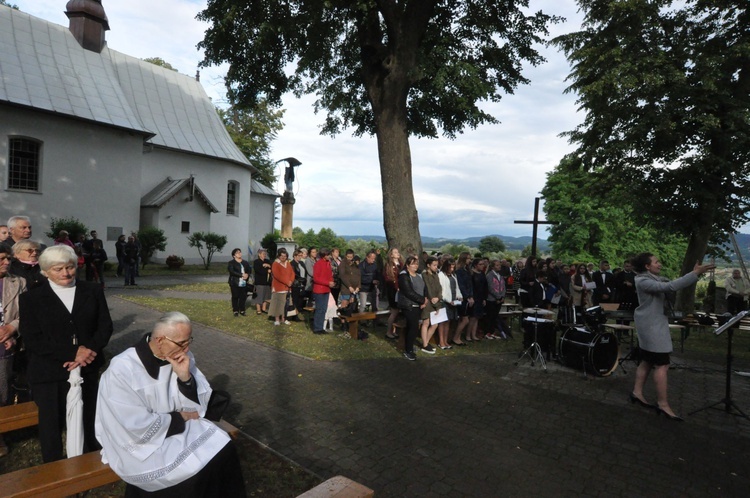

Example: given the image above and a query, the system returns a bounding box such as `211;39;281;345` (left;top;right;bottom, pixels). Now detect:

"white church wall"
0;106;143;253
141;148;254;263
249;194;277;253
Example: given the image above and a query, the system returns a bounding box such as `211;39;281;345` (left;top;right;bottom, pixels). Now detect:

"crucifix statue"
514;197;558;257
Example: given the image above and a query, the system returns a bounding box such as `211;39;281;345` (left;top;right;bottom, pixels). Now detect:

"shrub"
45;217;88;243
137;226;167;269
187;232;228;269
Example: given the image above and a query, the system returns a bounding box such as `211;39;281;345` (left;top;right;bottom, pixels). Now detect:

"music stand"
689;310;749;420
516;308;548;372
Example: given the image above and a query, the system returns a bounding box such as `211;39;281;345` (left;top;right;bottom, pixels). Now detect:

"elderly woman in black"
398;256;426;361
10;239;46;289
252;249;272;315
227;248;252;316
19;245;112;462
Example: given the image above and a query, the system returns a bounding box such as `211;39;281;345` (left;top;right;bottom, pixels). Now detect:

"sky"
21;0;587;240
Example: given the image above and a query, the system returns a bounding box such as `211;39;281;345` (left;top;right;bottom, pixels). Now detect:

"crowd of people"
0;215;242;495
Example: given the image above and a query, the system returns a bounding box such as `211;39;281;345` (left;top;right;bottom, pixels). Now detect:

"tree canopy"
541;155;686;274
478;236;506;255
198;1;559;255
217;101;285;188
142;57;177;71
553;0;750;310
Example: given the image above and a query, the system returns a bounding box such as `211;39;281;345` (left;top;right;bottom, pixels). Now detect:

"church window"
226;180;239;216
181;221;190;233
7;138;41;192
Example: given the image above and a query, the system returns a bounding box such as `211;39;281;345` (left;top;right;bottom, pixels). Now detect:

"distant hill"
341;234;551;253
341;232;750;261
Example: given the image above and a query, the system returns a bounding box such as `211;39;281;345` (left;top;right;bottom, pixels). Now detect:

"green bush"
187;232;228;269
45;217;88;243
137;226;167;269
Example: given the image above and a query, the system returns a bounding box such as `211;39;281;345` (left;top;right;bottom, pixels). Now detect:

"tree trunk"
374;100;423;258
675;225;711;313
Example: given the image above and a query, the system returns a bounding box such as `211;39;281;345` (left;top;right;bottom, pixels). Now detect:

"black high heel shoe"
629;393;656;410
656;408;684;421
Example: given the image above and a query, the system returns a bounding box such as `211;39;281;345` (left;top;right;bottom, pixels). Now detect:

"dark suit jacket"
591;270;614;304
19;280;113;384
530;281;548;308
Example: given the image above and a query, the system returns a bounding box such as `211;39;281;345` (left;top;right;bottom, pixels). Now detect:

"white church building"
0;2;279;263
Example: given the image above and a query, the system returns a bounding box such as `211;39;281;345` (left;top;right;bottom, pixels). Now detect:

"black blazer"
19;280;113;384
530;281;548;308
227;259;251;286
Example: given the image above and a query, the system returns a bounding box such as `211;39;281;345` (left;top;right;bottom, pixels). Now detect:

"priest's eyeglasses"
163;336;194;349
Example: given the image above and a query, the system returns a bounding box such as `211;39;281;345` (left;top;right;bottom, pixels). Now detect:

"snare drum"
522;317;556;353
559;327;619;376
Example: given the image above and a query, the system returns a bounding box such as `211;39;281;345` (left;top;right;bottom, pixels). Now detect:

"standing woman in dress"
252;249;272;315
438;258;462;348
227;248;251;316
419;257;443;354
19;245;113;462
398;256;427;361
454;252;474;344
383;247;404;340
630;253;714;420
269;248;295;326
570;263;593;314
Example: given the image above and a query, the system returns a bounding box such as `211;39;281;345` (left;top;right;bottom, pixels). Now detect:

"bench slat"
0;402;39;433
0;451;118;498
297;475;374;498
0;419;241;498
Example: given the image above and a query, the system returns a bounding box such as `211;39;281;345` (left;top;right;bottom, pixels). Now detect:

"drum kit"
516;305;622;377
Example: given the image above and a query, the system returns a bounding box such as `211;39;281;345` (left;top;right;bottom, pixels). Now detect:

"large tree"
542;155;686;272
198;1;558;255
553;0;750;311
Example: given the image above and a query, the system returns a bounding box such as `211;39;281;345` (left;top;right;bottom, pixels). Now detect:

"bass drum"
559;327;619;377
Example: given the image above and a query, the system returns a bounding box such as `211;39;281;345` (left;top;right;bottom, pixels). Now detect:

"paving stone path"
105;278;750;497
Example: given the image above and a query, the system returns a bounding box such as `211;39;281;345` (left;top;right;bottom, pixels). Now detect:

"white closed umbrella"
66;366;84;458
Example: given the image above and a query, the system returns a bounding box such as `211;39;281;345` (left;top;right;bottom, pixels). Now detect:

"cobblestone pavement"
106;288;750;497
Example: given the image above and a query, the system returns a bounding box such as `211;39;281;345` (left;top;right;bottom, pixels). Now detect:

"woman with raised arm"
630;253;714;420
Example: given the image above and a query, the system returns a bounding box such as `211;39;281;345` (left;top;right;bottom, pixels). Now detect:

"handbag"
285;293;297;317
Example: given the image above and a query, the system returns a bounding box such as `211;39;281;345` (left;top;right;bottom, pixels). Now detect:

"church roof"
141;177;219;213
0;7;253;169
251;180;280;197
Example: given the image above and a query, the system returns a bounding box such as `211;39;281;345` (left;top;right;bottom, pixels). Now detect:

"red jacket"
313;258;333;294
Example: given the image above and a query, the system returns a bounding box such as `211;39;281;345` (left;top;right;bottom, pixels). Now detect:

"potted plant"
165;255;185;270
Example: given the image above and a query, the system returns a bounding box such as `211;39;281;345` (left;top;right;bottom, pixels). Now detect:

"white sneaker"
274;321;280;326
283;320;291;325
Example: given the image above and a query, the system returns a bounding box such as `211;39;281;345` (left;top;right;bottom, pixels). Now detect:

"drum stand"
516;310;547;372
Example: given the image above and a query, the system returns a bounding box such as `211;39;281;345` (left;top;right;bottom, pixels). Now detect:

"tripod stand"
689;310;749;420
516;308;550;372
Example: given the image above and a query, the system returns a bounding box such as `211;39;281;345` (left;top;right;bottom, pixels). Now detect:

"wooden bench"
340;312;377;339
0;401;38;433
0;419;240;498
297;475;374;498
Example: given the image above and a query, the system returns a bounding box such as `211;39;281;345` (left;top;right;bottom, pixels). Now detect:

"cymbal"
523;307;555;315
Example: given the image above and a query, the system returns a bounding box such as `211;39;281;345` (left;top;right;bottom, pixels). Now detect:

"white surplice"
94;339;230;492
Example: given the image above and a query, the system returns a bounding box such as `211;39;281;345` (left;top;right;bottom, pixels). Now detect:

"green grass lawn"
117;280;750;364
117;295;522;361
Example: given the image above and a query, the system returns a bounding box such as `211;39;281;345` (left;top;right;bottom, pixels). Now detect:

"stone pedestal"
280;191;295;240
276;240;297;258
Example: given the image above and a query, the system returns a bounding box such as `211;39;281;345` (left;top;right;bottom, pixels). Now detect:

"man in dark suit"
591;260;614;305
19;245;113;462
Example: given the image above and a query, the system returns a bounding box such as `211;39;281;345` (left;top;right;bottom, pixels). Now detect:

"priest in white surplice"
95;312;245;497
